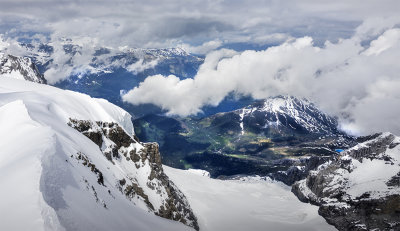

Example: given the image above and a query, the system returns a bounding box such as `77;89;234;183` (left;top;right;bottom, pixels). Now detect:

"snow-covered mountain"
0;77;198;231
235;95;340;136
292;132;400;230
18;41;202;79
0;54;339;231
0;53;47;83
123;47;194;58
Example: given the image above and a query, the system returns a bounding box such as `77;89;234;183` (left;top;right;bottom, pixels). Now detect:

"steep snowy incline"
165;166;336;231
0;78;193;231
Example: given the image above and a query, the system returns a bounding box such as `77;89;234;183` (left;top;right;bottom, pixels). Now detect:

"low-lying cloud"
123;22;400;136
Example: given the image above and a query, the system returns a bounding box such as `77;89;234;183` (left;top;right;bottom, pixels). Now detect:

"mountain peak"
261;95;311;113
0;53;47;84
236;95;340;136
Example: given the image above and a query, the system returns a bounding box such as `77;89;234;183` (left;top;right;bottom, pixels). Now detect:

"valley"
133;96;354;183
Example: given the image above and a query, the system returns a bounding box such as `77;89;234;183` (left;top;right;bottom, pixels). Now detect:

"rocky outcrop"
270;155;331;185
0;53;47;83
292;133;400;231
68;119;199;230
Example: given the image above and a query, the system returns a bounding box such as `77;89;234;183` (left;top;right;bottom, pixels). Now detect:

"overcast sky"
0;0;398;48
1;0;400;135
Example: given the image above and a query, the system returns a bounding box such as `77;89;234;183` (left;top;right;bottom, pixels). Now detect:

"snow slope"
0;78;192;231
165;166;336;231
0;100;62;231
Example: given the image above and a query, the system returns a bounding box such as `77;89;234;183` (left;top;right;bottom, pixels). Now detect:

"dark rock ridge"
292;133;400;231
0;53;47;83
68;119;199;230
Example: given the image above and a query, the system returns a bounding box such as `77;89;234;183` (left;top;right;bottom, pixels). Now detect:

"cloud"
126;59;159;75
346;78;400;135
363;28;400;55
179;40;223;55
123;23;400;136
42;37;101;83
1;0;399;83
1;0;400;49
122;48;238;115
0;35;9;50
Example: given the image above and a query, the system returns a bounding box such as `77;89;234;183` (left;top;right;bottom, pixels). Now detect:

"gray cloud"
151;17;234;39
123;22;400;136
179;40;223;55
1;0;399;49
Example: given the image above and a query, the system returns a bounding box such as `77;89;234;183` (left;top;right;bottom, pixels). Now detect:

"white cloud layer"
123;22;400;136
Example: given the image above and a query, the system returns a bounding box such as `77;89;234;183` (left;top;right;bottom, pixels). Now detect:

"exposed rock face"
292;133;400;231
0;53;47;83
270;155;331;185
68;119;199;230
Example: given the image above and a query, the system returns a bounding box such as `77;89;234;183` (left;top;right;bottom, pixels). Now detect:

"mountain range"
0;51;399;231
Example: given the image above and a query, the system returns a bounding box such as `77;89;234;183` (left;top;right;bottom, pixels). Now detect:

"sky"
1;0;400;135
1;0;398;49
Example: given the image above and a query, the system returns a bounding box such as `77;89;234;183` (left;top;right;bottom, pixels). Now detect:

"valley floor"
165;166;336;231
